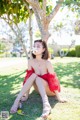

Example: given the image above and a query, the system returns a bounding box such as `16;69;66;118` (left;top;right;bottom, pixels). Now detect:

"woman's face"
32;42;45;55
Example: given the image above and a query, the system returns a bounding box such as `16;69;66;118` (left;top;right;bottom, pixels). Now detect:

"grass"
0;57;80;120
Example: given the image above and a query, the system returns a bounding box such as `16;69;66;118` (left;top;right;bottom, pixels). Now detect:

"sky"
48;0;80;45
48;3;80;45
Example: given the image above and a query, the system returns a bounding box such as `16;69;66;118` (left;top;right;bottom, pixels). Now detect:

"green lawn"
0;57;80;120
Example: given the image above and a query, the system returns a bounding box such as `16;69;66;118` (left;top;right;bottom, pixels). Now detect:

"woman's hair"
32;39;49;60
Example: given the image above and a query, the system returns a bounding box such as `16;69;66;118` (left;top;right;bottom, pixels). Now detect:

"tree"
0;0;79;44
24;0;80;42
24;0;64;42
63;0;80;13
0;41;6;53
0;0;32;58
75;20;80;35
0;37;13;57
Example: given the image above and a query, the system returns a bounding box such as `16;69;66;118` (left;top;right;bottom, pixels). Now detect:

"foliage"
35;30;41;38
46;5;53;16
63;0;80;13
60;47;80;57
48;47;53;54
74;20;80;35
67;48;76;57
0;41;6;53
60;48;76;57
0;0;80;24
53;22;64;31
75;45;80;57
0;0;29;23
0;0;80;44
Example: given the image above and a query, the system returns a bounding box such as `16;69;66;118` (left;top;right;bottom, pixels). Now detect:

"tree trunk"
41;22;50;42
16;24;29;58
29;12;33;59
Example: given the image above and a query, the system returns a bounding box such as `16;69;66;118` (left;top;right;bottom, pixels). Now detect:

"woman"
10;39;66;118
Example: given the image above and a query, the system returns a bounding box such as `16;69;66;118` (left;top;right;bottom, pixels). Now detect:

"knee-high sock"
35;77;50;106
15;74;37;101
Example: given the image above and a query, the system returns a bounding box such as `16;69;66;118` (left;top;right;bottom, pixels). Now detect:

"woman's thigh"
33;78;55;96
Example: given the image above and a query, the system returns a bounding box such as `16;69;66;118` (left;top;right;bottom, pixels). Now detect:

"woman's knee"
36;77;55;96
33;82;39;92
34;77;55;96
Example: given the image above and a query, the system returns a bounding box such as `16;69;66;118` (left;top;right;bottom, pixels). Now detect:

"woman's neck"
36;54;42;61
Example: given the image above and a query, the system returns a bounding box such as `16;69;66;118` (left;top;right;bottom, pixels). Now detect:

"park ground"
0;57;80;120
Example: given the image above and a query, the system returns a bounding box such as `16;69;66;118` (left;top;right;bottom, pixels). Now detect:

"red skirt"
23;67;60;92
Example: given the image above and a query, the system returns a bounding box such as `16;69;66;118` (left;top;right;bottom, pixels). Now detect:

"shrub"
67;48;76;57
58;48;68;57
12;53;17;57
75;45;80;57
59;48;76;57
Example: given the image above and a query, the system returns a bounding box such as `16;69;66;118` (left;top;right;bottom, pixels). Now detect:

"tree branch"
42;0;46;16
25;0;42;18
32;7;43;36
42;0;47;23
47;0;64;23
25;0;40;9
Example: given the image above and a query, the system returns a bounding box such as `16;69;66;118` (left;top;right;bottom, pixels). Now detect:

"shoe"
10;105;18;114
18;101;22;109
41;104;51;119
10;101;21;114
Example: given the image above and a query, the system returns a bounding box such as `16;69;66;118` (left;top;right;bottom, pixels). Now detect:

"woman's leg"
42;81;67;102
33;79;55;96
10;73;37;113
54;90;67;103
35;77;51;118
20;89;30;102
34;79;66;103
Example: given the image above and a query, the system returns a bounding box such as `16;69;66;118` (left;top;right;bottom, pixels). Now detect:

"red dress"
23;67;60;92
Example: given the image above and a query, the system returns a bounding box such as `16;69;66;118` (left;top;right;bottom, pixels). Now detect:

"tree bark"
29;13;33;59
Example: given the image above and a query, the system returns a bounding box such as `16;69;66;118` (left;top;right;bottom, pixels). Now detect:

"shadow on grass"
0;70;25;111
0;70;58;120
54;62;80;89
0;61;80;120
8;90;58;120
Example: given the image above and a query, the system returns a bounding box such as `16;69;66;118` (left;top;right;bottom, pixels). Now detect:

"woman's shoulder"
46;60;51;64
28;59;34;64
45;59;52;65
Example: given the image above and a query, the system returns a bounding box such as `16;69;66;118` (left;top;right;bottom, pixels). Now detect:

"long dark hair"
32;39;49;60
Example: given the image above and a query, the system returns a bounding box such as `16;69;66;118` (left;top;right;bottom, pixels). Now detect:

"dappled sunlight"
0;58;80;120
61;76;69;80
10;86;21;95
8;115;13;120
51;57;80;63
54;62;80;89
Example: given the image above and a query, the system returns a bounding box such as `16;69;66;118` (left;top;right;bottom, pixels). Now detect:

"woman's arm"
27;59;32;70
46;61;67;102
28;59;38;77
46;61;54;74
23;59;37;85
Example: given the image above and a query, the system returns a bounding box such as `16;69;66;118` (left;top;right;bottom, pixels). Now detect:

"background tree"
75;20;80;35
0;0;32;58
